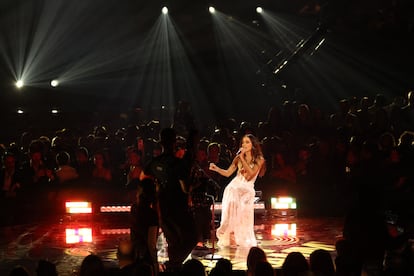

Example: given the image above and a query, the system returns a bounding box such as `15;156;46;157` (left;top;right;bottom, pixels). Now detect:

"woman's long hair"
243;134;266;177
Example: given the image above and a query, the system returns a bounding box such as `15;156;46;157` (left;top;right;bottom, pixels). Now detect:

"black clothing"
143;152;196;271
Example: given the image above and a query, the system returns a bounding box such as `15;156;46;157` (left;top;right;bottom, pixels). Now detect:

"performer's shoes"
191;245;214;257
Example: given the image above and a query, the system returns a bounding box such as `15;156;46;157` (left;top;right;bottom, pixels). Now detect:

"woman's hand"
209;163;217;171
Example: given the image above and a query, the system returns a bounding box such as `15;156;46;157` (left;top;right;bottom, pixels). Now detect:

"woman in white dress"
209;134;265;248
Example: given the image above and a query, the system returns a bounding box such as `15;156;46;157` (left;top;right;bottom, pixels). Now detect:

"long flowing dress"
216;163;258;248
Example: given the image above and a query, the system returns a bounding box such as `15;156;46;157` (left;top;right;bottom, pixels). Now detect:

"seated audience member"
254;261;274;276
36;259;58;276
181;259;206;276
55;151;78;184
309;249;335;276
246;247;267;276
282;251;309;276
91;151;112;185
74;146;93;181
209;258;232;276
116;238;136;275
9;265;30;276
1;152;22;198
79;254;105;276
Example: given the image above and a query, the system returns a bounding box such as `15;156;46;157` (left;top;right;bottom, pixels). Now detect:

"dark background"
0;0;413;142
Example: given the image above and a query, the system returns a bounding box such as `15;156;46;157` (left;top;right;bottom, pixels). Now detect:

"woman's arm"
209;158;238;177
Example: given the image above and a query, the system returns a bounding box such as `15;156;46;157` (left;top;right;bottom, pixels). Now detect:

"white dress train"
216;170;258;248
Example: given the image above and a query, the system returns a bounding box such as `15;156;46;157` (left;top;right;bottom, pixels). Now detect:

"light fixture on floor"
269;196;297;218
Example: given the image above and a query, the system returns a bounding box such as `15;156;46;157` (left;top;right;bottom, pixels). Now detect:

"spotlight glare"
51;80;59;87
162;7;168;14
209;6;215;14
16;80;24;88
17;109;24;114
51;109;59;114
256;7;263;13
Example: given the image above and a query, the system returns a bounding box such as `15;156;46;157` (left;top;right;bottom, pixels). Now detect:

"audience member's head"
209;258;232;276
36;259;58;276
181;259;206;276
282;251;309;276
116;238;135;268
254;261;274;276
310;249;335;276
79;254;105;276
247;246;267;275
9;265;30;276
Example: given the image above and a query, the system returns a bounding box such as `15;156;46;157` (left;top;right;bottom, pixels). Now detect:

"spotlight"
15;80;24;88
162;6;168;14
209;6;215;14
51;109;59;114
17;109;24;114
51;79;59;87
256;7;263;14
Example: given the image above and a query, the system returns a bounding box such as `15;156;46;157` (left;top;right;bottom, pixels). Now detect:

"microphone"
236;148;242;155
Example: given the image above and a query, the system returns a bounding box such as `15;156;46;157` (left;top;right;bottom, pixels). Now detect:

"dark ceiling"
0;0;413;129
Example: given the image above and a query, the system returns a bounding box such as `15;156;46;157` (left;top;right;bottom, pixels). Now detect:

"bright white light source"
51;80;59;87
51;109;59;114
162;7;168;14
209;6;215;14
16;80;24;88
17;109;24;114
256;7;263;13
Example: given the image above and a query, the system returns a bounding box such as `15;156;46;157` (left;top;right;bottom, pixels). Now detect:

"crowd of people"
1;91;414;275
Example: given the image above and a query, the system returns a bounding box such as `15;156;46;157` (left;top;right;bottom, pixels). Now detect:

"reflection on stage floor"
0;211;344;275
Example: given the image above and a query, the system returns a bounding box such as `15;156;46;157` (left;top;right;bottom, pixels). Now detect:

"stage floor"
0;212;344;275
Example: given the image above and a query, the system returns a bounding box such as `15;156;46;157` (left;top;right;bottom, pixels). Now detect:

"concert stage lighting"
271;223;297;237
15;80;24;88
209;7;216;14
65;201;92;214
50;79;59;87
162;7;168;14
256;7;263;14
270;196;297;217
100;205;131;213
65;228;93;244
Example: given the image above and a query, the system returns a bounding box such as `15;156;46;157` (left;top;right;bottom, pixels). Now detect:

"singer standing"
209;134;265;248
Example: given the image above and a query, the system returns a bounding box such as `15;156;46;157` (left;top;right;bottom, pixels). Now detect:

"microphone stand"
204;193;222;261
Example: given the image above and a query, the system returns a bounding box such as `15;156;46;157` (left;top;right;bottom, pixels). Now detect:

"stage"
0;211;344;275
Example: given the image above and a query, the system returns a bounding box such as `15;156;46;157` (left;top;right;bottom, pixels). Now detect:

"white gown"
216;164;258;248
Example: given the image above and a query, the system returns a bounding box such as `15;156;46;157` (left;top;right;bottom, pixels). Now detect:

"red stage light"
65;201;92;214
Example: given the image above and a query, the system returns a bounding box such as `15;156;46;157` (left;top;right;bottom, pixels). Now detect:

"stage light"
65;228;93;244
101;228;131;235
256;7;263;14
162;7;168;14
270;196;297;218
65;201;92;214
15;80;24;88
271;223;297;237
209;6;215;14
51;109;59;114
100;205;131;213
51;79;59;87
17;109;24;114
